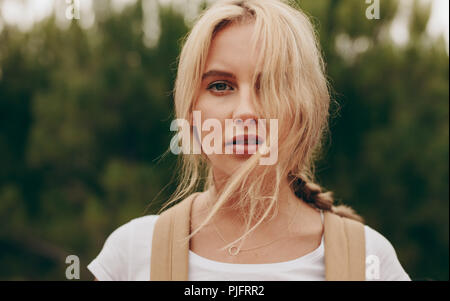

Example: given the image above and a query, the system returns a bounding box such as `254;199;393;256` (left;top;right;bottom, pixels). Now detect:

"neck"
205;168;303;232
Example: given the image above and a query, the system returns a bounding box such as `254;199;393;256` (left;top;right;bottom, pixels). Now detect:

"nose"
232;86;258;125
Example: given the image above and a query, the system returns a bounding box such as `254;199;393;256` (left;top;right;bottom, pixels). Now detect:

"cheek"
192;103;225;152
194;96;230;138
195;94;227;120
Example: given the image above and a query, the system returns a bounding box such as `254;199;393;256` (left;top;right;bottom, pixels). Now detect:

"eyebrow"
202;70;236;81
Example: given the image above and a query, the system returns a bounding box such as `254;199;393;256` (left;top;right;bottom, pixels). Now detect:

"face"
192;21;266;180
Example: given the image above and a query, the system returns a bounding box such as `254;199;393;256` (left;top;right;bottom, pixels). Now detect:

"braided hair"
289;172;364;223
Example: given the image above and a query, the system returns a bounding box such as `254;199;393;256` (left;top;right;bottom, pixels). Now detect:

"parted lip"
225;134;264;146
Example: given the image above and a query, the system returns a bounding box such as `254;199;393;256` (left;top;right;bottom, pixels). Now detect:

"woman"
88;0;410;281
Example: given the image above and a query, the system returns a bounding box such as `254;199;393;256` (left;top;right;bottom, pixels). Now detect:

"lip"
225;134;264;146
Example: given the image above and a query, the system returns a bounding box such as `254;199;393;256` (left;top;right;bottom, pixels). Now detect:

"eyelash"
206;81;234;94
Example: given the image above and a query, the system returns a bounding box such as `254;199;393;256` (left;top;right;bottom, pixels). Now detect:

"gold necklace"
211;201;300;256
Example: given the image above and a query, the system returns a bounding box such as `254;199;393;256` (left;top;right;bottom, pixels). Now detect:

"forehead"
204;21;260;75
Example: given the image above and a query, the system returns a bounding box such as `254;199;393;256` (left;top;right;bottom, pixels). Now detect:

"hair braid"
289;173;364;223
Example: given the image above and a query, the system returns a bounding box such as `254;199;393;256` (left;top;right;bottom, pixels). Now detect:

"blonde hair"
161;0;363;250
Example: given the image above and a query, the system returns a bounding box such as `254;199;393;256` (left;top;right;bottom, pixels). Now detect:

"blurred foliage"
0;0;447;280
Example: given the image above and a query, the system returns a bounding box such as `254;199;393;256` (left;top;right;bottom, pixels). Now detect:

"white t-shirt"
87;212;411;281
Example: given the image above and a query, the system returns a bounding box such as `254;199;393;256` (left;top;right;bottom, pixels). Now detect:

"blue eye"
207;81;233;92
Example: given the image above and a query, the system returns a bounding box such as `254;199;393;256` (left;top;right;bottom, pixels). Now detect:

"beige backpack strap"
150;193;200;281
323;211;366;281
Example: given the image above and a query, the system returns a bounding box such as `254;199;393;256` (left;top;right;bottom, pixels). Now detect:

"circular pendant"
228;246;239;256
